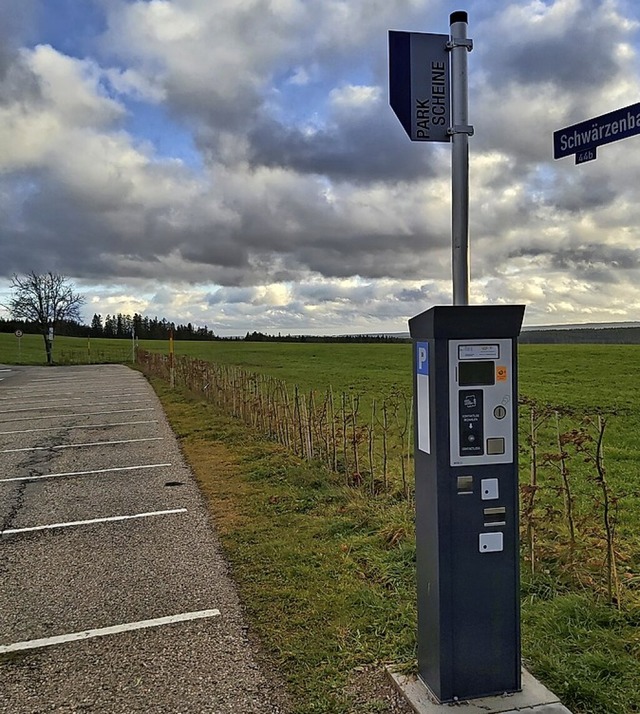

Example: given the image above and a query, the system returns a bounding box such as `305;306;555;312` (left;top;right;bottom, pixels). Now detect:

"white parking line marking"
1;382;145;389
0;463;172;484
0;508;187;536
0;408;155;424
0;437;163;453
1;400;153;415
0;392;149;401
0;609;221;654
0;394;149;405
1;384;148;391
32;372;126;377
0;420;158;435
31;375;125;380
28;378;134;386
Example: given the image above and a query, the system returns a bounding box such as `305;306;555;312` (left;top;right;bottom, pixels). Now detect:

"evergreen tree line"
89;313;219;340
5;314;640;344
0;317;89;337
242;330;408;343
519;326;640;344
0;314;218;341
0;316;406;342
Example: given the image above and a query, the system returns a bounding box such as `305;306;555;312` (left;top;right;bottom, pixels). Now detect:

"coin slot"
493;405;507;420
457;475;473;494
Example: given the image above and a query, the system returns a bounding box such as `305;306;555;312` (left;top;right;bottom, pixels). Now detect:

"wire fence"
137;350;414;497
137;348;637;606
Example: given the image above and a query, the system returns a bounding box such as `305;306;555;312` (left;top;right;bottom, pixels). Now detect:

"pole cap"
450;10;468;24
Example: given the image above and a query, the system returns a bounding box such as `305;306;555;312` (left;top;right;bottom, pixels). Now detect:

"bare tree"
6;272;85;364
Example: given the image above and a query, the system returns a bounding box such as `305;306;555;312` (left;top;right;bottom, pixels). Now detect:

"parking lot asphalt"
0;364;289;713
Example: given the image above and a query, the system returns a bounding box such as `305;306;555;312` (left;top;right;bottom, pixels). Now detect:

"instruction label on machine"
459;390;484;456
416;342;431;453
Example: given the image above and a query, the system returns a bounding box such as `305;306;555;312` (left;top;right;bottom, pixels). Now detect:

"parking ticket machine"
409;305;525;703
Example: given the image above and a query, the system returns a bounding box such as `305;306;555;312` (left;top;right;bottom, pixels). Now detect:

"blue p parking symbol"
417;342;429;375
415;341;430;454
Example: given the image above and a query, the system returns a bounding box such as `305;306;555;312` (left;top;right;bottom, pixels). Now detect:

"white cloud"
27;45;125;127
329;84;382;112
4;0;640;334
287;66;312;86
102;67;166;103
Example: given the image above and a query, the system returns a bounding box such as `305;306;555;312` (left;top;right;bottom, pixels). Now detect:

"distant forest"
0;314;405;343
519;327;640;344
4;314;640;344
0;313;218;340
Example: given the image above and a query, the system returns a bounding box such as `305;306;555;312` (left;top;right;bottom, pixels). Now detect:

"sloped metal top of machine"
409;305;525;339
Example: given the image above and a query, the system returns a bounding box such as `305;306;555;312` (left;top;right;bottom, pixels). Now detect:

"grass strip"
154;379;416;714
152;378;640;714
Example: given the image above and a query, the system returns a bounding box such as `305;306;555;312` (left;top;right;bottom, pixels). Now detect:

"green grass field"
2;333;639;539
154;339;640;414
2;333;639;413
152;377;640;714
3;333;639;542
2;332;639;712
0;332;135;366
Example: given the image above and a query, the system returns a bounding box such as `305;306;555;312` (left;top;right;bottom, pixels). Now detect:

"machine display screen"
458;360;495;386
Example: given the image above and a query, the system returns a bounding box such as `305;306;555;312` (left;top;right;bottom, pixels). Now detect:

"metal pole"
169;330;175;389
449;11;473;306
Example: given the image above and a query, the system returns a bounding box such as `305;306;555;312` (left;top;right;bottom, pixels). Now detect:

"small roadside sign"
575;148;597;165
14;330;23;338
389;31;451;142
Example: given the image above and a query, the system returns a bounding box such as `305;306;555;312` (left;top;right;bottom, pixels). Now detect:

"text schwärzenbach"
554;102;640;158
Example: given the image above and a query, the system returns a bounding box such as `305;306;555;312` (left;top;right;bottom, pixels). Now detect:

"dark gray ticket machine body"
409;305;525;703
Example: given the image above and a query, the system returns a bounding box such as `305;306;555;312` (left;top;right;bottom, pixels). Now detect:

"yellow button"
496;365;508;382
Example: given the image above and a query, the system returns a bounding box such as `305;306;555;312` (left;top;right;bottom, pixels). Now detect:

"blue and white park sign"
389;31;451;142
554;101;640;164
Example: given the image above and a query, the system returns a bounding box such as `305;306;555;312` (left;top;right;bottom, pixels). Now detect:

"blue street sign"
554;101;640;160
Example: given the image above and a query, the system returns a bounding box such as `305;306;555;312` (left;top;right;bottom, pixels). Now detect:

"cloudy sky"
1;0;640;335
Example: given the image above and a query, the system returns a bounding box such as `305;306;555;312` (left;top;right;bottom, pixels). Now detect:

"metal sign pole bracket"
448;125;475;136
446;38;474;51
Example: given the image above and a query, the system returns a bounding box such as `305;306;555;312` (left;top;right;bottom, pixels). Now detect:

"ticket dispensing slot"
483;507;506;527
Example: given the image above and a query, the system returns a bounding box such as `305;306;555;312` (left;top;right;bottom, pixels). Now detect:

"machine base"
386;667;572;714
